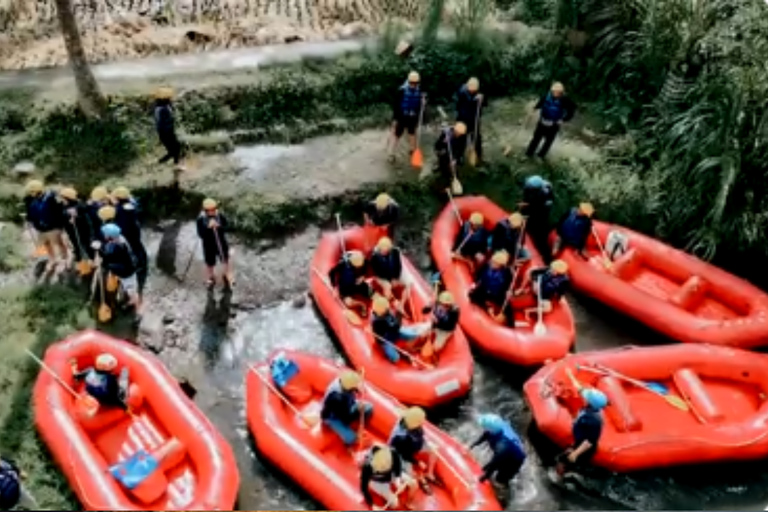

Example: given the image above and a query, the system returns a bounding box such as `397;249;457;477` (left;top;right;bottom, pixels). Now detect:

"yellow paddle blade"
665;394;689;411
98;304;112;323
410;148;423;169
77;260;94;276
33;245;47;258
534;322;547;336
451;178;463;196
344;309;363;326
106;274;119;292
467;148;477;167
300;412;320;427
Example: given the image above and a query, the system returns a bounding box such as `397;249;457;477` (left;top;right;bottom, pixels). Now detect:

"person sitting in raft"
23;179;68;269
469;251;514;322
552;202;594;259
490;212;530;264
95;223;142;322
361;444;417;511
59;187;95;269
329;250;372;315
71;353;130;410
321;370;373;446
87;186;111;242
453;212;489;267
371;296;431;364
370;237;405;308
514;260;570;322
389;407;437;493
555;387;607;478
420;291;459;363
470;413;527;485
364;193;400;234
196;198;233;289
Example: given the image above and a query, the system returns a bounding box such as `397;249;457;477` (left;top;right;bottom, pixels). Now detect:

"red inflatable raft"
310;224;473;407
556;221;768;347
431;196;575;366
247;349;501;511
32;330;240;510
524;344;768;472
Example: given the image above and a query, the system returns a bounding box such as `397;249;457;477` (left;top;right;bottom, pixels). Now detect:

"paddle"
591;227;612;269
95;267;113;323
365;328;433;369
533;275;547;336
576;364;688;411
445;188;464;228
312;266;363;326
444;128;463;196
495;217;528;324
335;213;348;255
20;213;47;258
467;100;482;167
357;367;367;443
213;225;234;286
26;349;102;418
248;364;319;427
410;100;426;170
69;218;94;276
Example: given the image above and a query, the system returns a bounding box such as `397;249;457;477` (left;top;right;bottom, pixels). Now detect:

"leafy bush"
0;222;25;271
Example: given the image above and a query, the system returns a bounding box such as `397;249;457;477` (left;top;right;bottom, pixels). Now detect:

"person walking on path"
525;82;576;159
387;72;426;162
154;87;184;170
455;77;487;165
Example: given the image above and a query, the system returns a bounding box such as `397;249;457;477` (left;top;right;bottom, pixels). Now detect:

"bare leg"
408;134;417;153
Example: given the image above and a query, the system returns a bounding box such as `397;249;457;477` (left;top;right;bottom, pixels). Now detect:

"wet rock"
139;311;166;352
165;324;184;348
12;161;35;176
163;313;176;324
292;294;307;308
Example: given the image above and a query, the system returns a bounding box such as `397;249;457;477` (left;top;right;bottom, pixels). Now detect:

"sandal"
206;278;216;289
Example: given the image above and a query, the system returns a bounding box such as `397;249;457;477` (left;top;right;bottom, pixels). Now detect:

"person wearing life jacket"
490;212;530;264
469;250;513;320
23;180;68;269
329;250;371;315
321;370;373;446
387;71;426;162
525;82;576;159
96;223;142;321
360;444;417;511
87;186;111;243
520;175;555;262
470;413;527;484
363;193;400;241
513;259;570;322
370;237;404;305
71;353;130;409
371;296;431;364
455;77;487;164
389;407;437;492
420;291;459;363
112;187;149;292
556;387;607;477
552;202;594;259
196;198;233;289
453;212;489;267
154;87;183;168
59;187;95;265
434;122;468;186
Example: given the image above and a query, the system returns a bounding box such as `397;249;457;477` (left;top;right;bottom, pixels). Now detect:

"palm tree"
54;0;106;118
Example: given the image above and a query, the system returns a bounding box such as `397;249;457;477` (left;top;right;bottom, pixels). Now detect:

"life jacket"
388;420;425;462
103;236;138;278
457;222;488;256
364;446;398;483
522;180;554;217
321;378;357;422
432;304;459;331
540;92;565;123
197;212;225;245
491;219;521;254
372;311;401;344
83;369;119;403
487;423;527;462
370;249;401;281
559;208;592;248
26;191;62;232
154;101;175;133
0;459;20;510
399;82;421;117
456;84;479;123
331;259;360;290
540;270;569;300
479;266;510;298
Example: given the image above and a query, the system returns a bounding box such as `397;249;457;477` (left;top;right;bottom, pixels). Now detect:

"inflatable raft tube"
32;330;240;510
247;349;501;511
431;195;575;366
310;224;474;407
524;344;768;472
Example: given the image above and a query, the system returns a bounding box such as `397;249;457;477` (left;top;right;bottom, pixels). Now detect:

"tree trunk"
54;0;107;118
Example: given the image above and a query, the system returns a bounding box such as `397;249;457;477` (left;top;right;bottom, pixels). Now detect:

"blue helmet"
477;413;506;433
581;388;608;410
525;175;544;189
101;223;121;239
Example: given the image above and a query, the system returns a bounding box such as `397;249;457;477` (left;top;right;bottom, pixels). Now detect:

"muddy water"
132;215;768;512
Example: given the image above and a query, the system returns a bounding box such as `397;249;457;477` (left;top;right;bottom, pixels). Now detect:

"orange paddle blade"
410;148;423;169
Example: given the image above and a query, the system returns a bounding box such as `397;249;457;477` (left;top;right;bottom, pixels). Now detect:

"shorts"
203;242;229;267
401;445;434;474
394;115;418;137
340;281;372;300
37;229;63;245
121;275;139;297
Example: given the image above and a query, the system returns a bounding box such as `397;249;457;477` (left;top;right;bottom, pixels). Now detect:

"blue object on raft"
109;450;159;490
270;352;299;388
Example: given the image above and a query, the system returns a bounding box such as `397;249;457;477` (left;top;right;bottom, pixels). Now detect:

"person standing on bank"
387;71;426;163
154;87;184;170
525;82;576;159
455;77;487;165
